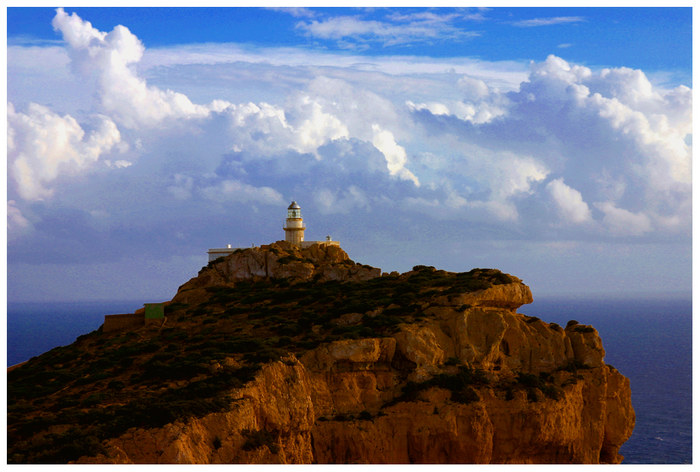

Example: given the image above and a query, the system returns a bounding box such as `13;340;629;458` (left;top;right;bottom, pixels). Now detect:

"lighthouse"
283;201;306;246
207;201;339;260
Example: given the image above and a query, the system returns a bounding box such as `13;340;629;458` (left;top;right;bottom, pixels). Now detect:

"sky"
5;5;693;303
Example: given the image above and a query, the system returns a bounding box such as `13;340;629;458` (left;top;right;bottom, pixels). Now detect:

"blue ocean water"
7;300;143;367
6;296;692;463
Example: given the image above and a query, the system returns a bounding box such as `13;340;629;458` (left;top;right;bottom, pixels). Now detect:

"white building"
207;201;339;261
207;243;244;262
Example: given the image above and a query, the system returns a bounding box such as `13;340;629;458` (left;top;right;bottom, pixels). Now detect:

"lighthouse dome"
288;201;300;210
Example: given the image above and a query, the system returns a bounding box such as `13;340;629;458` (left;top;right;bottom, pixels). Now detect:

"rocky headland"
8;241;634;464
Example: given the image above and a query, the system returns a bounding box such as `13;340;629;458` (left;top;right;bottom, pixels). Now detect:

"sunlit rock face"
77;248;633;465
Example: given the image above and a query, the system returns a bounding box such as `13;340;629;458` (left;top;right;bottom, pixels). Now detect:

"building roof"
288;201;300;210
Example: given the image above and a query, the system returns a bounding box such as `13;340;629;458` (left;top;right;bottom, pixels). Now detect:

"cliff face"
78;256;634;464
8;245;634;464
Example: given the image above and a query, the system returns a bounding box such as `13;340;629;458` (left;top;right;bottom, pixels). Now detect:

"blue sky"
7;7;692;78
6;6;693;302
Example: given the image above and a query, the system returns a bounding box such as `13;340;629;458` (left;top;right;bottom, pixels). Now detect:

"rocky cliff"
7;243;634;464
174;241;380;306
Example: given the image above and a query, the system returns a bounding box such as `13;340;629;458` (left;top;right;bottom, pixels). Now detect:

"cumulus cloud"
521;56;691;201
371;124;420;186
8;9;691;250
546;178;592;224
407;76;508;124
406;100;450;116
8;102;122;200
410;54;691;235
288;96;349;155
52;7;210;128
49;9;360;162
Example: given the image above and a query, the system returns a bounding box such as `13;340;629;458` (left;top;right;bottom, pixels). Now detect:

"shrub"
540;384;563;401
386;365;489;407
526;388;539;402
165;303;188;314
107;380;125;390
452;386;480;405
277;255;301;265
243;347;285;364
559;360;591;373
516;372;540;389
504;386;515;401
242;429;279;453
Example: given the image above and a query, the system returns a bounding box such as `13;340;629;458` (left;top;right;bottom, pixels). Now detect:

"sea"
6;296;692;464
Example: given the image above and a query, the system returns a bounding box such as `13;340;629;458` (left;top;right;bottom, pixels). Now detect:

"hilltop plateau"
8;242;634;464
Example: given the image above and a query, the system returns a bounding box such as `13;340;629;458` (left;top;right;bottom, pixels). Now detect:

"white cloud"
524;57;691;197
546;178;592;224
295;13;479;47
402;193;520;222
409;54;690;235
457;76;491;100
590;92;691;191
512;16;585;27
201;179;284;205
269;7;317;19
288;96;349;155
52;7;210;128
594;201;652;236
8;200;33;241
8;102;122;200
406;100;450;116
8;9;691;245
104;160;132;169
371;124;420;186
314;186;369;214
488;153;550;201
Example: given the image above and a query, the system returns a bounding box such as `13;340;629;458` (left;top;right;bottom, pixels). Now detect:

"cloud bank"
6;8;692;300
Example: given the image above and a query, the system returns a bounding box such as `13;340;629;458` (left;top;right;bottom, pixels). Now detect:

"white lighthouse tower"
207;201;340;260
283;201;306;246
